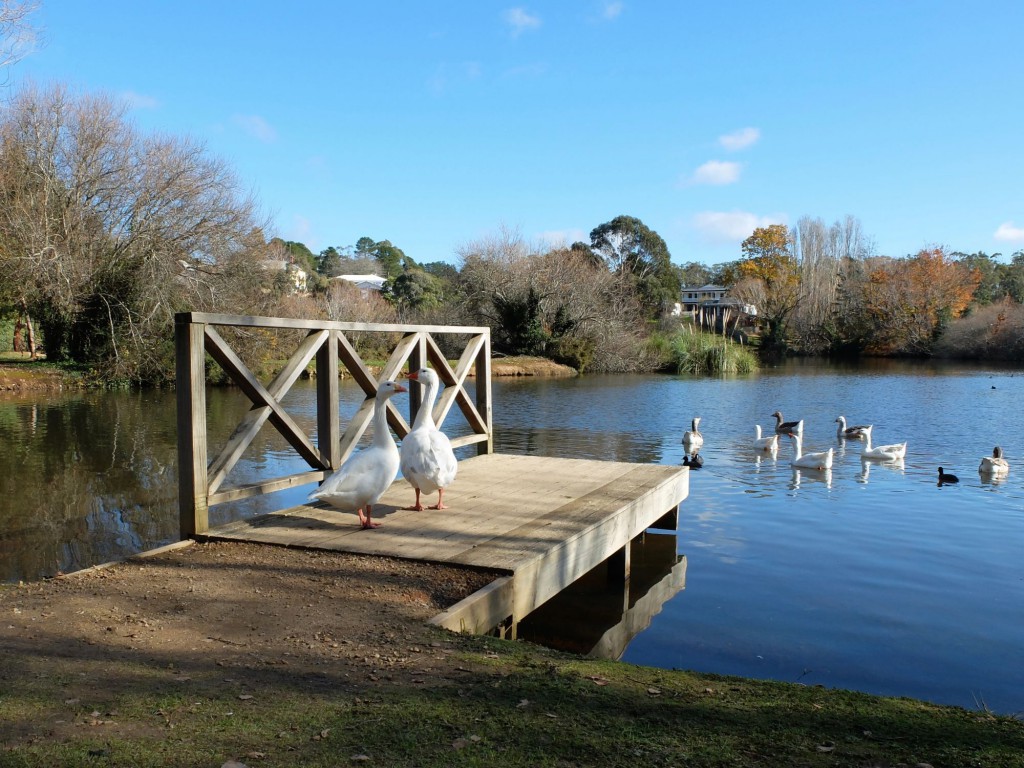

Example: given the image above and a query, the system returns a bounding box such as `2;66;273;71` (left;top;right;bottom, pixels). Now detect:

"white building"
333;274;387;296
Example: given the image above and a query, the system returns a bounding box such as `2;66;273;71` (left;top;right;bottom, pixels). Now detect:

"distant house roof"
334;274;387;292
682;284;727;293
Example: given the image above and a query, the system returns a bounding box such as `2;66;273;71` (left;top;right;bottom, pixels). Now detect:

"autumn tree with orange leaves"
853;247;980;355
724;224;801;348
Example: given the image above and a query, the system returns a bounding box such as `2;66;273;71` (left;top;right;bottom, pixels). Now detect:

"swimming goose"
979;446;1009;476
860;425;907;460
308;380;407;529
771;411;802;436
682;417;704;456
835;415;871;440
400;367;458;511
788;431;833;470
937;467;959;485
753;424;779;452
683;453;704;469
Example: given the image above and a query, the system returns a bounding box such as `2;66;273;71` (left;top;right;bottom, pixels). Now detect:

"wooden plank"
176;312;489;335
429;576;514;634
208;470;326;506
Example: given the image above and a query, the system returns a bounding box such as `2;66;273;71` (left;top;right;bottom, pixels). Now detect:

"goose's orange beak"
406;371;420;381
394;383;408;393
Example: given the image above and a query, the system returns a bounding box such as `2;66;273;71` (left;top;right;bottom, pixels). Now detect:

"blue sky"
9;1;1024;267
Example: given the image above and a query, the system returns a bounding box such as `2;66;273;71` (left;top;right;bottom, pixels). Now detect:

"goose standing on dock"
979;446;1009;477
860;425;907;460
682;417;704;456
772;411;802;436
400;367;458;511
753;424;779;452
788;428;833;470
835;416;871;440
308;380;407;530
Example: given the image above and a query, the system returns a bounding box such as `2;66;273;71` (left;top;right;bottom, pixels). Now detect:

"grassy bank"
1;542;1022;768
3;630;1022;767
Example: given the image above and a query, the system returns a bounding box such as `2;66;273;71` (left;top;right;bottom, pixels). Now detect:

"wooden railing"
175;312;492;537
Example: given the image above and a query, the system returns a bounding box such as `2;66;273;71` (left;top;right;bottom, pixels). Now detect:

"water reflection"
789;467;832;490
857;457;905;483
516;532;686;660
0;392;179;581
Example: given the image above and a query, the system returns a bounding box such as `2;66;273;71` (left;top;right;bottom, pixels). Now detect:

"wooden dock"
175;314;689;637
201;453;689;635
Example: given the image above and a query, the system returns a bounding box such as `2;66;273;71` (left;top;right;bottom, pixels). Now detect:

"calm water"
2;359;1023;714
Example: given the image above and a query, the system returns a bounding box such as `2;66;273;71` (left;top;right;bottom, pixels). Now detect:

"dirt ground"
0;540;503;744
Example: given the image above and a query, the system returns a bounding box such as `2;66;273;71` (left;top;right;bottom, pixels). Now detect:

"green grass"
2;633;1022;767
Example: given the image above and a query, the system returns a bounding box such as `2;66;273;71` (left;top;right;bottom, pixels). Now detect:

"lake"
2;358;1022;714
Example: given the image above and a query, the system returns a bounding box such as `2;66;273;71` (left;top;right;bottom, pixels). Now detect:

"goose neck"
412;379;438;430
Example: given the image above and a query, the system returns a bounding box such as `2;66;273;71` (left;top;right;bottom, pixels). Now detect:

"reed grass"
670;330;758;375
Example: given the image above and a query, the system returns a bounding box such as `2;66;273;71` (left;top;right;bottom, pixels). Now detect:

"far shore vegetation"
3;84;1024;388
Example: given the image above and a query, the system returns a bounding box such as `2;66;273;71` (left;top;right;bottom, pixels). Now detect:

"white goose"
400;367;458;511
835;415;871;440
979;446;1009;476
753;424;779;452
789;429;833;470
682;417;704;456
308;380;407;529
860;425;907;460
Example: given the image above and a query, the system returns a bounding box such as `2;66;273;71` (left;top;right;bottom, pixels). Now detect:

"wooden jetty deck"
175;313;689;637
202;453;688;635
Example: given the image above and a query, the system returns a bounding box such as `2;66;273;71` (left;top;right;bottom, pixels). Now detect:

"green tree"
1002;251;1024;303
353;236;414;280
589;215;679;317
390;269;444;313
269;239;317;274
677;261;713;288
954;251;1004;306
317;246;343;277
492;286;549;356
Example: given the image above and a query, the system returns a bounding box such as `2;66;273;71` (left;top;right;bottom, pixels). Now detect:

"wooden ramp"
203;453;689;634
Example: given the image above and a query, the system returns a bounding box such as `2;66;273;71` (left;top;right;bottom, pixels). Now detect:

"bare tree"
790;215;874;352
0;0;38;74
455;229;656;372
0;83;272;381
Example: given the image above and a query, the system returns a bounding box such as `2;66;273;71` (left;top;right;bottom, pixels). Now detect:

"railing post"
175;314;209;537
316;329;340;471
477;331;493;454
408;331;426;419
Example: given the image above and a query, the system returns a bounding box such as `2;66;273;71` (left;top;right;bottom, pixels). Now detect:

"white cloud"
602;2;624;20
693;211;786;243
503;7;541;37
718;127;760;152
690;160;741;186
121;90;159;109
233;114;278;143
994;221;1024;243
